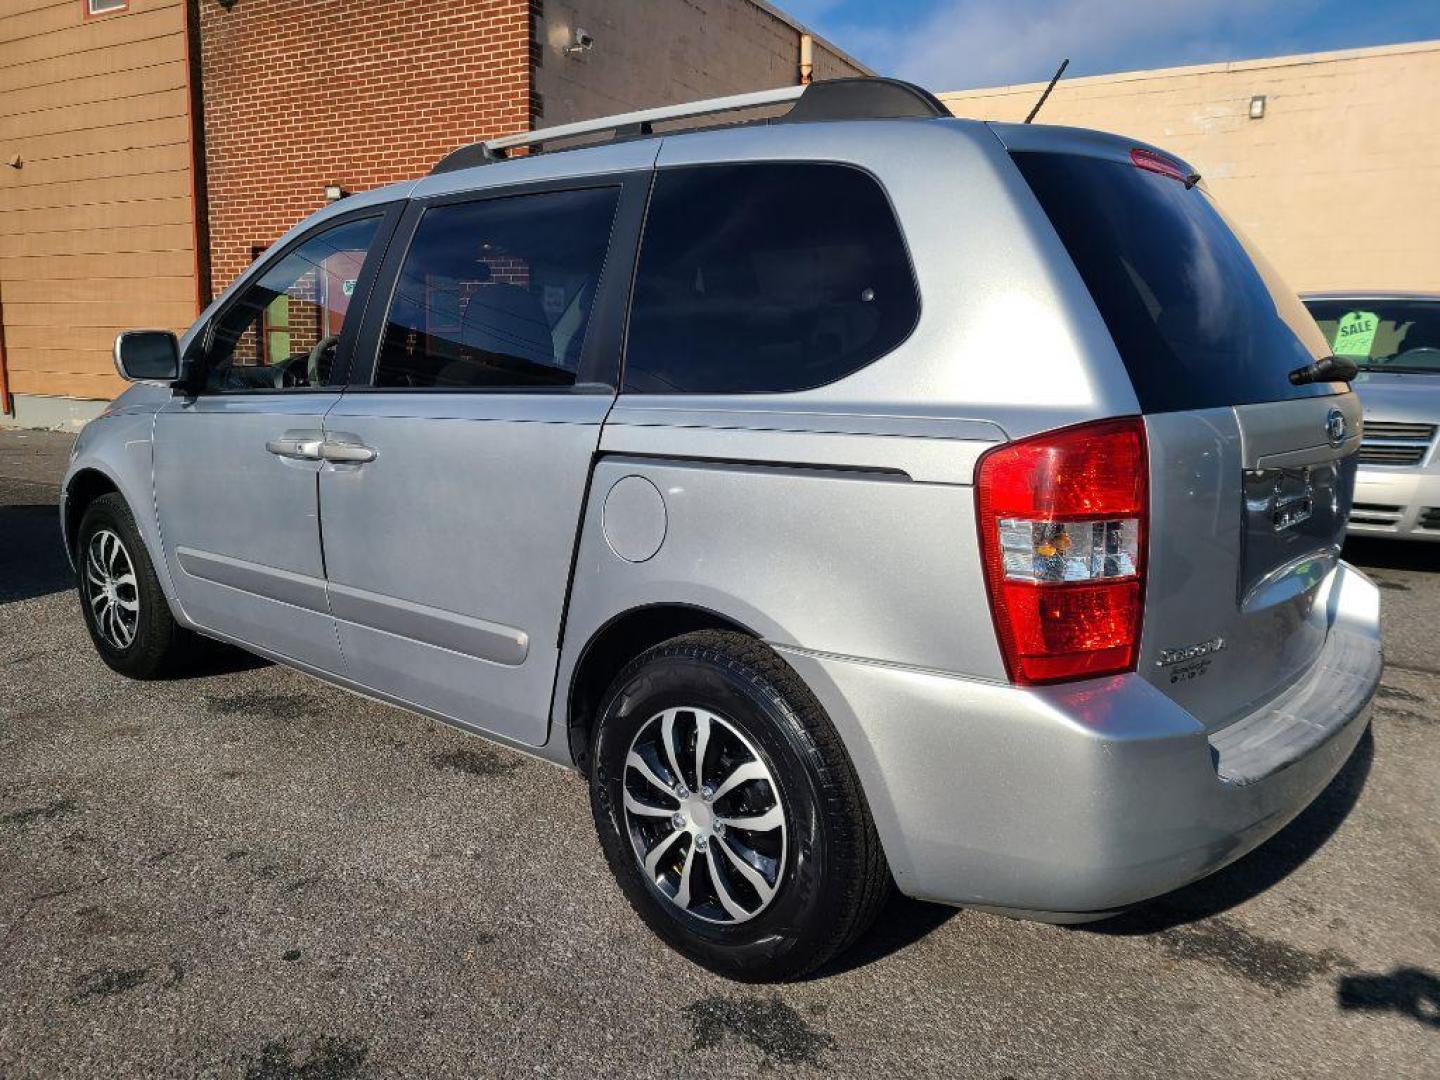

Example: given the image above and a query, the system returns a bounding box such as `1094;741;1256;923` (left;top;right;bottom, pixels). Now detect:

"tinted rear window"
1013;151;1333;413
623;162;918;394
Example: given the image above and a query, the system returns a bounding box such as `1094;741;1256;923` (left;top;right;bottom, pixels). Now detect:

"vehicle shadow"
0;501;75;604
1336;967;1440;1029
171;641;272;679
1082;725;1374;936
806;891;960;979
1343;536;1440;573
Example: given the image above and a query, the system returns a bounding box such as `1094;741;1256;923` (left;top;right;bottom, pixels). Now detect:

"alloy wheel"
83;528;139;650
622;706;788;925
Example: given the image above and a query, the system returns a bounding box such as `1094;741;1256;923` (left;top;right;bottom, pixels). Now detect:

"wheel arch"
563;602;761;775
62;467;121;566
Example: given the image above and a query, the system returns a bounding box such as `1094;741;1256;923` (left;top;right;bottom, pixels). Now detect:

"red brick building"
0;0;866;427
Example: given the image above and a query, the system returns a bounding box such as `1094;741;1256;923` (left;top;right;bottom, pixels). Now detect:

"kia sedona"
65;77;1381;981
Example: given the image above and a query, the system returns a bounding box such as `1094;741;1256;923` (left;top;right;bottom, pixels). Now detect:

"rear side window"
375;187;619;389
623;162;918;394
1013;151;1333;413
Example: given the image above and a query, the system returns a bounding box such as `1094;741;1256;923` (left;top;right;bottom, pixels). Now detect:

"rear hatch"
1009;140;1361;731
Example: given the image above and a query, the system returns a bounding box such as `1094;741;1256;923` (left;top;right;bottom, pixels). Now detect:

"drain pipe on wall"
799;32;813;84
0;284;11;417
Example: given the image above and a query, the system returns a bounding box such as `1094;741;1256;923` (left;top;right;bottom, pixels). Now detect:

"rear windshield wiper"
1289;355;1358;386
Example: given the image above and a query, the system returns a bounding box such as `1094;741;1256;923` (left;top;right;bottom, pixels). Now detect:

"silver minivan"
65;78;1381;981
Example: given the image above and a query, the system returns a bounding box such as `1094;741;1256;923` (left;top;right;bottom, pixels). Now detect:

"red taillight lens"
976;417;1148;685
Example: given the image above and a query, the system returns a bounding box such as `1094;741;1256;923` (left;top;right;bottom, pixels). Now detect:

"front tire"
76;492;197;679
589;630;890;981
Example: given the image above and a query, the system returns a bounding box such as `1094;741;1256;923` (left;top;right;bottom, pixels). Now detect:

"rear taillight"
976;417;1148;685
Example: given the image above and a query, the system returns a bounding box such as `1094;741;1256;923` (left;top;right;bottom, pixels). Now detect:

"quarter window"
623;163;919;394
374;187;620;389
206;215;382;391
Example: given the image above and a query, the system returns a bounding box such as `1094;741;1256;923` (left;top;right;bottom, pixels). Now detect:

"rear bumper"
775;561;1381;916
1348;465;1440;540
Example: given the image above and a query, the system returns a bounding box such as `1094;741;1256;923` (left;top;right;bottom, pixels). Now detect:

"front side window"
374;187;619;389
1303;299;1440;373
206;215;382;391
623;162;919;395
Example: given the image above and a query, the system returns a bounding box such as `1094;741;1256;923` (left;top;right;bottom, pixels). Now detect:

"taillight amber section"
976;418;1148;685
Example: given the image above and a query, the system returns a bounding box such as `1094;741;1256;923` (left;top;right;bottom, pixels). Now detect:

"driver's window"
205;215;383;391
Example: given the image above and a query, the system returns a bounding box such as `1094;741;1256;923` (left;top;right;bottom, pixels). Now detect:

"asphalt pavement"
1;428;1436;1078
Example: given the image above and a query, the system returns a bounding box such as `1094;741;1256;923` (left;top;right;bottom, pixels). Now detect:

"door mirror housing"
113;330;181;383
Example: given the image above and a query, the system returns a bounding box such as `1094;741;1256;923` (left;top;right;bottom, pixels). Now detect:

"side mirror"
113;330;181;383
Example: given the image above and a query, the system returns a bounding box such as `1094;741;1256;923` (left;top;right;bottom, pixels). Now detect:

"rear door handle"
320;434;377;464
265;431;324;460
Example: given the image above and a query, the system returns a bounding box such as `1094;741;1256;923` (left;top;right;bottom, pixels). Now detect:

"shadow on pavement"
808;892;959;980
1336;967;1440;1029
1083;726;1373;936
0;501;74;604
1343;537;1440;573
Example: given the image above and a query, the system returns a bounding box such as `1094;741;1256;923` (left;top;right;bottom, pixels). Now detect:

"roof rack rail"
430;77;949;175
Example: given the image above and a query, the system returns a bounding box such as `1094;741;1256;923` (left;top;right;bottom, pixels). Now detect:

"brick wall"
198;0;535;294
534;0;868;127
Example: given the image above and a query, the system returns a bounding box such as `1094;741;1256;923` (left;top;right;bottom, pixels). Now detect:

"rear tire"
589;630;891;981
76;492;198;679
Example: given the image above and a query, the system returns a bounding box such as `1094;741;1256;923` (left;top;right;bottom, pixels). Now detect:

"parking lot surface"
1;428;1436;1078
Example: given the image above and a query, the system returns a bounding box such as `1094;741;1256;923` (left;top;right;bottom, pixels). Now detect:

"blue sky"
778;0;1440;90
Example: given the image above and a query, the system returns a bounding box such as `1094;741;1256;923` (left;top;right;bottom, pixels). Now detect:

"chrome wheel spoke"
623;788;675;818
693;711;711;791
660;709;686;791
718;805;784;832
710;759;768;802
626;751;674;798
705;846;751;921
673;842;697;910
643;828;685;879
717;833;777;905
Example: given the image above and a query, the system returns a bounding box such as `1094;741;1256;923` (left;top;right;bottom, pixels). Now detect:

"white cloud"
803;0;1312;91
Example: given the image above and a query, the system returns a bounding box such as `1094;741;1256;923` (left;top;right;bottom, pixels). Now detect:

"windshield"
1303;299;1440;373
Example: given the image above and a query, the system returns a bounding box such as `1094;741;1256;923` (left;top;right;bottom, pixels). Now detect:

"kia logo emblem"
1326;409;1347;447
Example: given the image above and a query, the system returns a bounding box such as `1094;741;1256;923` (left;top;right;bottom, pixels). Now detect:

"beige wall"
939;40;1440;294
0;0;199;408
534;0;868;127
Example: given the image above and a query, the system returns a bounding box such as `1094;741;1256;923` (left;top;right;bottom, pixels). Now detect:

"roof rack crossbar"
429;77;950;175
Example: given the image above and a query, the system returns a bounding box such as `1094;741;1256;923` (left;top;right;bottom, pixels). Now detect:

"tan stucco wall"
534;0;868;127
940;40;1440;294
0;0;199;405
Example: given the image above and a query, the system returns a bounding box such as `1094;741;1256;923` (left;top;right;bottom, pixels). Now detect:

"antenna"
1024;58;1069;124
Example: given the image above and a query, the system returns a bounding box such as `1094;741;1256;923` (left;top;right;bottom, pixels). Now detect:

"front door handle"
320;433;377;464
265;431;324;460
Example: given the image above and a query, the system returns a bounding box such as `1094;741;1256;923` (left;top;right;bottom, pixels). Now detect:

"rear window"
1303;299;1440;372
622;162;919;394
1013;151;1334;413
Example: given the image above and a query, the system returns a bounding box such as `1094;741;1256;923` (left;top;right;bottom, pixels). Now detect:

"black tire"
589;630;891;981
75;492;198;679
